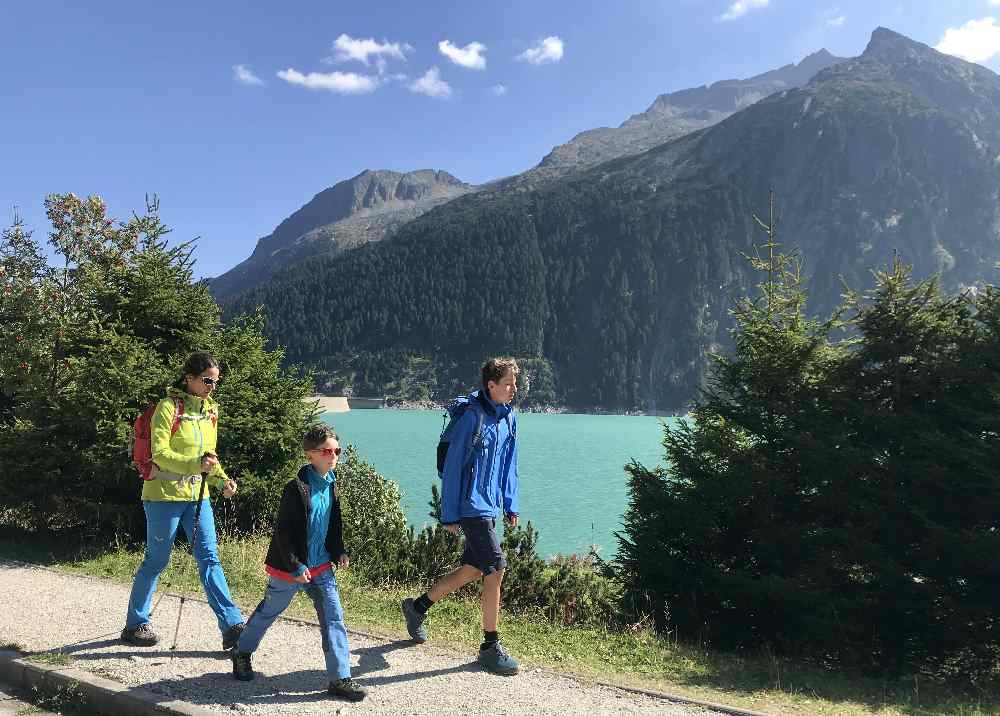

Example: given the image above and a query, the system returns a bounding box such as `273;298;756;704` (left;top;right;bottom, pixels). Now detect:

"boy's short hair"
482;357;519;390
303;424;338;452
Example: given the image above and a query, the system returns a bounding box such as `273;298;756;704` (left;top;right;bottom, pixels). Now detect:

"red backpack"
131;397;184;480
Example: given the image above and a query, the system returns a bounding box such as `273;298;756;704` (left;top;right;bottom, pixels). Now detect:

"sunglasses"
199;376;218;387
309;447;342;457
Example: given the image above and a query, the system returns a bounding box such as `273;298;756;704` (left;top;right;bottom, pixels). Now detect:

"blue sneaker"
401;597;428;643
478;641;519;675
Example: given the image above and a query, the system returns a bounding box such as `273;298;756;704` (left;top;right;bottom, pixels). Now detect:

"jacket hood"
468;389;513;419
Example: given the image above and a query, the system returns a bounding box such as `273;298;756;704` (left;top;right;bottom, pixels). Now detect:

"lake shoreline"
307;395;681;418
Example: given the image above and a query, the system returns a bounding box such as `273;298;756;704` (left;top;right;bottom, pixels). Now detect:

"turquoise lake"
321;409;673;559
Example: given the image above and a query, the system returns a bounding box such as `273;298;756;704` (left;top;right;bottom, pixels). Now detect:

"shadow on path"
137;659;483;709
51;637;228;663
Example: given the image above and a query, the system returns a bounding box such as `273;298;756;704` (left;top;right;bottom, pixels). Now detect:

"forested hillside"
229;28;1000;411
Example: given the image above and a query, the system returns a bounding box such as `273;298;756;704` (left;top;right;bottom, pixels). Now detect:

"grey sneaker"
121;623;158;647
222;622;245;651
401;597;428;643
231;650;254;681
328;677;367;702
478;641;519;675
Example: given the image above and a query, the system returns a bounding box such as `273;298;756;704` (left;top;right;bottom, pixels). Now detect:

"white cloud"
516;36;564;65
718;0;770;21
491;83;508;96
438;40;487;69
935;17;1000;63
826;14;846;28
329;33;409;68
277;68;378;94
990;0;1000;6
409;67;451;98
233;64;264;86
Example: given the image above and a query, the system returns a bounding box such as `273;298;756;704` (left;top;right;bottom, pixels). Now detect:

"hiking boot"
478;640;519;675
120;623;158;647
231;650;254;681
328;677;367;702
222;622;245;651
401;597;428;643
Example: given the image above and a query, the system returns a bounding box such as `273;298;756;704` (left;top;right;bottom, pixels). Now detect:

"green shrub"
398;484;464;584
502;523;621;627
333;446;411;583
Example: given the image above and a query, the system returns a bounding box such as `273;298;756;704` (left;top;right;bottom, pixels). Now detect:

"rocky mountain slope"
211;52;843;300
209;169;472;298
227;29;1000;411
516;49;845;184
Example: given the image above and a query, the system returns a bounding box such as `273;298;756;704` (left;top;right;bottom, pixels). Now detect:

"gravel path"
0;563;731;716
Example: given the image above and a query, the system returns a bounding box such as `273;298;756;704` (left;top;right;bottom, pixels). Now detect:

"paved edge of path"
1;562;771;716
0;649;216;716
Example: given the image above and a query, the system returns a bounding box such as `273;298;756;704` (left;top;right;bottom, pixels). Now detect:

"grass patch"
25;651;74;667
0;640;25;652
1;525;997;716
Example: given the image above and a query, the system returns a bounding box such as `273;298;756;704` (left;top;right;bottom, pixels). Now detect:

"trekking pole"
169;457;211;651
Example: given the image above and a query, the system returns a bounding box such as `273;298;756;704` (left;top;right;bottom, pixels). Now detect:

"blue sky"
3;1;999;279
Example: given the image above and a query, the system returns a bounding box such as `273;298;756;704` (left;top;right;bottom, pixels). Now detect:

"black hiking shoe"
401;597;428;643
222;622;245;651
328;677;367;702
121;623;158;647
231;650;254;681
478;640;519;675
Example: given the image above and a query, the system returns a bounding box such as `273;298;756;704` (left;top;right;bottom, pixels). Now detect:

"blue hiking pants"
125;499;243;633
237;570;351;681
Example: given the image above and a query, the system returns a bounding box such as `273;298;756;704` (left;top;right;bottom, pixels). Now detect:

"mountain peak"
801;48;835;64
208;167;472;299
862;26;935;61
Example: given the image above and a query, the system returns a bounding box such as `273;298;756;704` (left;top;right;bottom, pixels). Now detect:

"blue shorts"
459;517;507;575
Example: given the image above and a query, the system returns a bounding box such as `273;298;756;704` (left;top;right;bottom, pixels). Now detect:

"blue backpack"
436;393;515;478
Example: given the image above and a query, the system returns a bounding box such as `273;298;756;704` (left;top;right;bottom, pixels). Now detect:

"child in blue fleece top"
402;357;522;676
230;424;366;702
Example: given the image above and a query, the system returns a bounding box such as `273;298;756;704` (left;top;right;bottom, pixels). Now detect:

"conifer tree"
620;199;1000;677
0;194;312;535
831;259;1000;673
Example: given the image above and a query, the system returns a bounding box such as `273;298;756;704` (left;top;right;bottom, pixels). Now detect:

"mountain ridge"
210;49;846;300
224;27;1000;410
522;48;846;183
209;169;472;298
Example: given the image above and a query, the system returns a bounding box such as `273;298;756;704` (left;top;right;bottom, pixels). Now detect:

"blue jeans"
126;499;243;633
237;570;351;681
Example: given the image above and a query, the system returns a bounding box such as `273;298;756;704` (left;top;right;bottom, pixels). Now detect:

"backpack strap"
170;397;184;435
462;404;486;471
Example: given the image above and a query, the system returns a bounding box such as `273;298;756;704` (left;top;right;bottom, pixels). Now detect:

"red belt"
265;561;332;583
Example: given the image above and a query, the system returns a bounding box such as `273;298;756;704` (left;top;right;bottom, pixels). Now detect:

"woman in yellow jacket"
122;352;245;649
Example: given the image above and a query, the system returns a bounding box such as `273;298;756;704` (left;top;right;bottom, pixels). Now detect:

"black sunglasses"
199;376;219;387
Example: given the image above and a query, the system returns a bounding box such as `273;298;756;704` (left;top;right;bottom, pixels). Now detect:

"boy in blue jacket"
402;357;521;675
230;424;367;702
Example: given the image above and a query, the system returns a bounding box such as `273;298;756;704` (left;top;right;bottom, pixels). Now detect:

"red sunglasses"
310;447;341;457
